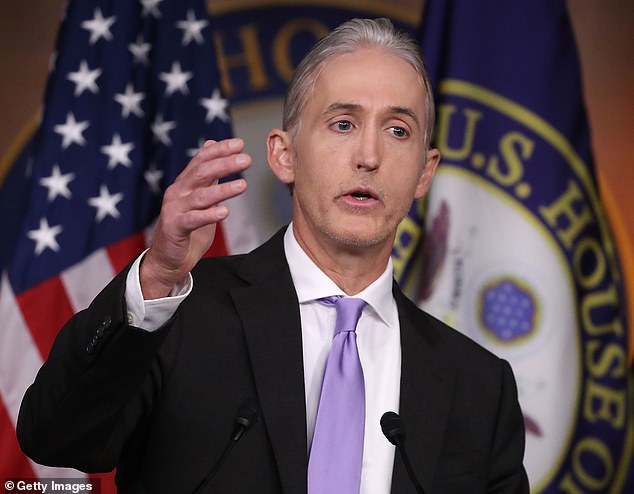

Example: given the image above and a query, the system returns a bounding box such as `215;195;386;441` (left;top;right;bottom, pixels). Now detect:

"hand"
140;138;251;299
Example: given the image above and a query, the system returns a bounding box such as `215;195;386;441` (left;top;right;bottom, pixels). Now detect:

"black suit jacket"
18;228;528;493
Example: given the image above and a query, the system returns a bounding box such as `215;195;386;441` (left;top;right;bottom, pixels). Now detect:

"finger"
178;149;251;188
183;178;248;213
179;205;230;233
158;196;228;240
166;155;249;206
188;138;245;170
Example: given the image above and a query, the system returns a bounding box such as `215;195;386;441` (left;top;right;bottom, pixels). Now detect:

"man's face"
274;47;438;255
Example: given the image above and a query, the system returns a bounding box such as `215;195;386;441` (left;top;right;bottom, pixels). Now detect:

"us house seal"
393;79;633;492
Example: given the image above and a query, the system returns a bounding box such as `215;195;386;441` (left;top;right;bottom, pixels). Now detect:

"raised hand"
140;138;251;299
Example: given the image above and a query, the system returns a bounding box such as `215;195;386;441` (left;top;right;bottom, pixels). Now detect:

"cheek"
296;146;345;185
388;155;423;186
292;158;330;206
294;159;325;188
389;171;424;209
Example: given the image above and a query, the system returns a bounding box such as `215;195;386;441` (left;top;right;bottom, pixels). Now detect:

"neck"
292;224;393;295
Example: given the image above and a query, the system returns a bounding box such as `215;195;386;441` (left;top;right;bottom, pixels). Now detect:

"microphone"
192;398;260;493
381;411;425;494
231;398;260;441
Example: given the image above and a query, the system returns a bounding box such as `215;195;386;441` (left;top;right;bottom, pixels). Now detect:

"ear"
267;128;295;184
414;147;440;199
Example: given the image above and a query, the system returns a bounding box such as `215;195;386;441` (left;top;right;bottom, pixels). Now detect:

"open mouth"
350;191;374;201
339;186;380;207
345;185;379;200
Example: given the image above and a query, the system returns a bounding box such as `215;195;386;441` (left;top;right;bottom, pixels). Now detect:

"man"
18;18;528;493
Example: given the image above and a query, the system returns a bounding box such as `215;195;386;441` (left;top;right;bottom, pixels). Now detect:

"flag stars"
129;36;151;65
159;62;193;96
200;89;229;123
101;134;135;169
151;114;177;145
27;218;63;255
141;0;165;18
81;8;116;45
176;9;209;46
88;185;124;222
114;83;145;118
54;113;89;149
144;164;164;194
39;164;75;201
67;60;102;96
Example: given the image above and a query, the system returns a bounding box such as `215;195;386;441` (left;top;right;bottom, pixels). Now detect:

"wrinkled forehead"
306;48;427;117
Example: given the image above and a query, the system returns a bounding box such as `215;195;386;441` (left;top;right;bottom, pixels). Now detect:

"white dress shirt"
125;224;402;493
283;227;401;493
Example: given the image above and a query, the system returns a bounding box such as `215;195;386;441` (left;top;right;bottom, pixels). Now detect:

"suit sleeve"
16;265;175;473
488;359;530;493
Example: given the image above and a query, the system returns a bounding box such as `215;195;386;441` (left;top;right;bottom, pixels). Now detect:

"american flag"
0;0;257;484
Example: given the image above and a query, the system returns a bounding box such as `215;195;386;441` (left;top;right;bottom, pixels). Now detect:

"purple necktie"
308;297;367;494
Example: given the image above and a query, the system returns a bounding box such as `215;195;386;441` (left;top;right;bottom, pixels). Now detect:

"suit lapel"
391;288;455;493
230;229;308;494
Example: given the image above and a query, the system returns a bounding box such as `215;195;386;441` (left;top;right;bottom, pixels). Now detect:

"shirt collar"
283;224;394;325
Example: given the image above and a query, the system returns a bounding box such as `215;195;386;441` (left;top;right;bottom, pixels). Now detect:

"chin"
325;227;389;250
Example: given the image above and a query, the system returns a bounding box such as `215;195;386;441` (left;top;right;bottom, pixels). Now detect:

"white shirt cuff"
124;250;193;332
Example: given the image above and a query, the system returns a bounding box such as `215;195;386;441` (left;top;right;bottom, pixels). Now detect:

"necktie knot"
319;296;366;335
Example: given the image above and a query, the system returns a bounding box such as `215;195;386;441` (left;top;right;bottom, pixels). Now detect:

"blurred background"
0;0;633;490
1;0;633;247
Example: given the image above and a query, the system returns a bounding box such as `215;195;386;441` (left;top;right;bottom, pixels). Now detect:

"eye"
389;126;409;138
332;120;353;132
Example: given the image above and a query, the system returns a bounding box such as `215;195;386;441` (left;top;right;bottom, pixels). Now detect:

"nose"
355;125;381;171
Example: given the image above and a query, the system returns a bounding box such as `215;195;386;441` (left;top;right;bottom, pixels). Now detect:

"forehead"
307;47;426;116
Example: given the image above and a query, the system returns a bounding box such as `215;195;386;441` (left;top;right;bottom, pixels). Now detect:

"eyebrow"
324;102;420;127
324;102;362;115
389;106;419;126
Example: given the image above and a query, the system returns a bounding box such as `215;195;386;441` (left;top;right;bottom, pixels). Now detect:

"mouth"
340;187;380;205
350;191;374;200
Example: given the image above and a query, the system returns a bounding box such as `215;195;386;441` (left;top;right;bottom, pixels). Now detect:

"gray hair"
283;18;435;150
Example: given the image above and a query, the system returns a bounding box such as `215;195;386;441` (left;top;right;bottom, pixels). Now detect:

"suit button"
100;316;112;331
86;343;95;355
